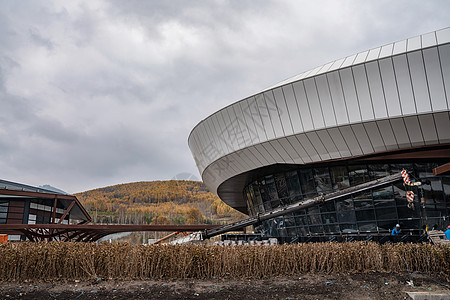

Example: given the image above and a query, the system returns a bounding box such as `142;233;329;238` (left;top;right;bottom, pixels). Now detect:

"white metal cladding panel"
200;111;447;197
327;71;349;125
222;107;238;152
422;47;447;111
407;51;432;113
376;119;398;151
365;61;388;119
216;110;232;153
328;57;345;72
389;118;411;148
285;135;311;163
228;151;248;174
265;90;285;138
255;93;274;140
403;116;424;147
269;139;294;163
248;144;270;165
439;44;450;109
277;137;304;164
249;96;266;141
234;149;256;170
192;127;206;171
393;39;407;55
209;114;225;156
379;43;394;59
316;129;340;159
229;104;246;149
207;117;227;160
239;100;259;146
407;36;421;51
340;68;362;123
354;50;369;64
304;78;325;129
253;143;277;165
292;81;314;131
306;131;331;161
296;133;321;161
393;54;416;115
352;65;374;121
273;87;294;136
363;122;386;152
350;123;374;154
437;27;450;43
228;107;245;151
315;74;337;127
434;111;450;143
189;29;450;180
259;28;450;94
339;126;363;156
422;32;437;48
418;114;439;145
366;47;381;61
326;127;352;157
262;141;285;163
282;84;303;133
378;58;403;117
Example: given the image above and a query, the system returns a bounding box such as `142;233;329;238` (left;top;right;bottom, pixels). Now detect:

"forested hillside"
75;181;246;225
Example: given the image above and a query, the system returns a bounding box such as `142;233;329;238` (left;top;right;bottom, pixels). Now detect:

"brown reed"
0;242;448;281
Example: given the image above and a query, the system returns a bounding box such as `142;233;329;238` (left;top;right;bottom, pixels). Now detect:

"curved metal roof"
189;28;450;211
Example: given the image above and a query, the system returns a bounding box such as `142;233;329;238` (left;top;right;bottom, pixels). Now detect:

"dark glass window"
348;165;369;186
323;224;339;233
265;176;279;200
375;207;397;220
298;168;316;196
353;190;373;209
259;180;271;206
294;215;307;226
373;186;396;209
309;225;324;234
244;160;449;238
329;166;349;190
377;220;397;232
321;213;337;224
393;182;407;204
355;209;376;222
358;221;377;232
368;164;390;179
253;184;264;213
336;198;356;223
443;177;450;213
0;202;7;225
275;173;288;199
340;223;358;233
314;167;332;194
307;214;321;225
414;163;438;178
285;171;302;203
390;163;414;176
319;200;336;213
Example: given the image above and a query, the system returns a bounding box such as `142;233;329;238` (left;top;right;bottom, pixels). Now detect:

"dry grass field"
0;242;449;282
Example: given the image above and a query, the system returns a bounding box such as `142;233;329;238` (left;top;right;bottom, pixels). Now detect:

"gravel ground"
1;272;449;299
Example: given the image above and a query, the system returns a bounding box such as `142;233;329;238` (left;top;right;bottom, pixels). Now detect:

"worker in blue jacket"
445;225;450;240
391;224;401;236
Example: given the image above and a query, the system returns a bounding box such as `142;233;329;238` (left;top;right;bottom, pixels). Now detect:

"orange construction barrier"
0;234;8;243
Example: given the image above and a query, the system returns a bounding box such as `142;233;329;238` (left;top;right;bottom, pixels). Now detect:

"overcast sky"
0;0;449;193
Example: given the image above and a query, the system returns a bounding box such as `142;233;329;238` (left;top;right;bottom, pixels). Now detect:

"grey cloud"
0;0;449;193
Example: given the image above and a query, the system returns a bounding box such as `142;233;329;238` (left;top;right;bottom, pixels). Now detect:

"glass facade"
243;160;450;240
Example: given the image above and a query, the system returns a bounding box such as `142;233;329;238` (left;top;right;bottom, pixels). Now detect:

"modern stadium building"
189;28;450;242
